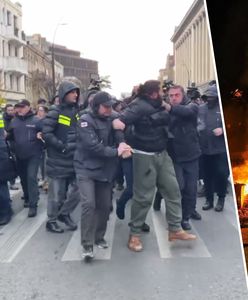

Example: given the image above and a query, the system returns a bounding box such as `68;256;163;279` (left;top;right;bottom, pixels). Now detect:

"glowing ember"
245;184;248;195
232;165;248;184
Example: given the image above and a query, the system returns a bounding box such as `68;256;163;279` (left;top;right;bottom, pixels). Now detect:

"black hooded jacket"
42;81;80;178
74;109;122;182
119;96;170;153
167;97;201;163
198;101;226;155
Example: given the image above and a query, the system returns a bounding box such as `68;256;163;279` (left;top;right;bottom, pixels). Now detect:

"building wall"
24;43;63;105
158;54;175;88
27;34;99;92
52;45;98;90
171;0;214;91
0;0;27;104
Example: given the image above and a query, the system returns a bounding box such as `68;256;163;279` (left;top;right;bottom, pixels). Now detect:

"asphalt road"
0;185;247;300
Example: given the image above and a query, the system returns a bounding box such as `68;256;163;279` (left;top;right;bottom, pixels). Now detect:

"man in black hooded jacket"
42;81;81;233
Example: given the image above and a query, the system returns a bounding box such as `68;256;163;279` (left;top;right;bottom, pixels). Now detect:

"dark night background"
206;0;248;102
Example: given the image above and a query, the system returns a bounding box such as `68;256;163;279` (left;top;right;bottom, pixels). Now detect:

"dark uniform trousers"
47;177;80;221
173;158;199;220
202;152;229;201
16;156;41;208
77;175;112;246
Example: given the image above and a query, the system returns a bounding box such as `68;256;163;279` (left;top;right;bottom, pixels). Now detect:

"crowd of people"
0;78;229;261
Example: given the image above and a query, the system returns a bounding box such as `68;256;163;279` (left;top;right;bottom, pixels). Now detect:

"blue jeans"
118;157;133;208
0;181;11;217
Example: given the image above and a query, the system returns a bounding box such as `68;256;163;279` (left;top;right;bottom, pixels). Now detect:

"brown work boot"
128;235;143;252
168;230;197;242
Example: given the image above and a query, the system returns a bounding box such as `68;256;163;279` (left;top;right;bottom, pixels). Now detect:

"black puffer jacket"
0;113;16;182
3;112;13;132
119;97;170;153
168;98;201;163
74;111;122;182
7;111;43;160
42;81;80;178
198;102;226;155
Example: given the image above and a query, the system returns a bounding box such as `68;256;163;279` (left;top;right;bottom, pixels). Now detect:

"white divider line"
152;210;211;258
222;199;239;231
62;211;117;262
0;200;47;263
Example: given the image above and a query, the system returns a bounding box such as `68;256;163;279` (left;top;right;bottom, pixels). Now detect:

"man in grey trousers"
74;91;131;260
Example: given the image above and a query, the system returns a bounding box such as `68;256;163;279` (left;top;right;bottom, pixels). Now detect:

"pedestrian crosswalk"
0;193;242;263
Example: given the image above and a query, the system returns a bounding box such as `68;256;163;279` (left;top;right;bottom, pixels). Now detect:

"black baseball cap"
92;92;115;107
17;99;31;107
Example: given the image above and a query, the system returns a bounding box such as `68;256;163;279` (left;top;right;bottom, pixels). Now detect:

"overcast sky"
19;0;196;97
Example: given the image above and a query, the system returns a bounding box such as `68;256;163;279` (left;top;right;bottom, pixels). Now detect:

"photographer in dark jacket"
74;91;131;260
42;81;81;233
113;80;196;252
199;84;229;212
7;100;43;217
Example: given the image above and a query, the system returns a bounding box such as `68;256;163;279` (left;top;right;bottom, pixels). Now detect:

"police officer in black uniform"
74;91;131;260
43;81;81;233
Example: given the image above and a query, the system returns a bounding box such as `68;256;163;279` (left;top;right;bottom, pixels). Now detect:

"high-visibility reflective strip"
0;119;4;128
76;114;79;120
58;115;71;126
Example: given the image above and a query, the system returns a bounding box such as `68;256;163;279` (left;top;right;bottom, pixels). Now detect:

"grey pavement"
0;184;248;300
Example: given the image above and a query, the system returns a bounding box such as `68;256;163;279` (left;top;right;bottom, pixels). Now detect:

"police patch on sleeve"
80;121;88;127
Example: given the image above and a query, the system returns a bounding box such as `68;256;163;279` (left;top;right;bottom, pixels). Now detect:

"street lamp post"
51;22;67;97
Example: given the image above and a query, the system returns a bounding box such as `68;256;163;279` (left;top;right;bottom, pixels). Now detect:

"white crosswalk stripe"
61;212;117;261
0;199;47;263
152;209;211;258
0;194;240;263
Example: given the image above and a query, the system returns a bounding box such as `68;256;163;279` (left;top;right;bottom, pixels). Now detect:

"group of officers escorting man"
0;78;229;260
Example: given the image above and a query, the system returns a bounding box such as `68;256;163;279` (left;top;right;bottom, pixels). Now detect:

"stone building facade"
171;0;215;91
0;0;27;104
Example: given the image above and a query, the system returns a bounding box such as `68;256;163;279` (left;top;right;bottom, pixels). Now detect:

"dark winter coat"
74;111;122;182
3;112;13;132
42;81;80;178
119;97;170;153
0;113;17;182
198;102;226;155
7;111;43;160
168;99;201;163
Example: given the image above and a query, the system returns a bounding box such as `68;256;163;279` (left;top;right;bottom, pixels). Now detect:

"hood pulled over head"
58;81;80;104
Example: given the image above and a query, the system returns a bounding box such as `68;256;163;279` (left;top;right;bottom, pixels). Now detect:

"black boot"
58;214;77;231
141;222;150;232
181;219;191;230
0;208;13;226
46;221;64;233
215;197;225;212
202;199;214;210
28;207;37;218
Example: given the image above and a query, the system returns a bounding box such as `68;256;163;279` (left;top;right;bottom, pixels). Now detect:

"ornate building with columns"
171;0;215;91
